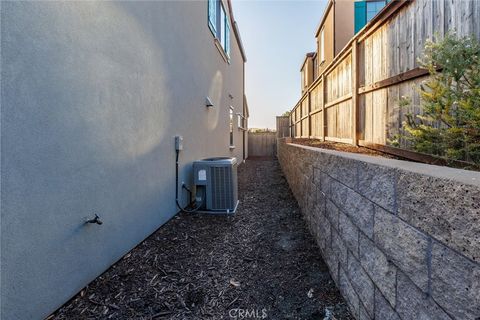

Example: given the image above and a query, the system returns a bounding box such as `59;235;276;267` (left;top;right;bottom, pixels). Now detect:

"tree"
398;33;480;164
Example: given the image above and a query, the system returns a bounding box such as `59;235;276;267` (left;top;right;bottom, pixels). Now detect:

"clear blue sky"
233;0;327;129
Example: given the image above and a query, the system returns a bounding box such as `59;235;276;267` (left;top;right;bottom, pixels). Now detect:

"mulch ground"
292;138;399;159
51;159;353;320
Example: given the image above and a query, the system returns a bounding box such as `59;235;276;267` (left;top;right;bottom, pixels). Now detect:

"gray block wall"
277;139;480;320
1;2;246;319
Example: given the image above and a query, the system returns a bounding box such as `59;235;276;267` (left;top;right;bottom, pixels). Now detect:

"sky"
232;0;328;129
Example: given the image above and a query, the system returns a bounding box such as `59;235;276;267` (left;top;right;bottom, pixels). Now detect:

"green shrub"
397;33;480;164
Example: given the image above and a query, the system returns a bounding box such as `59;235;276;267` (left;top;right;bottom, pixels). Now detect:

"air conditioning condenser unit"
193;157;239;214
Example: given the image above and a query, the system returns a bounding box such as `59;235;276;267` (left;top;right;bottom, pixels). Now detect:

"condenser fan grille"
211;166;233;210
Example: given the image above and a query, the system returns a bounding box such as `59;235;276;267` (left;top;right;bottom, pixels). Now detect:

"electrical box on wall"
175;135;183;151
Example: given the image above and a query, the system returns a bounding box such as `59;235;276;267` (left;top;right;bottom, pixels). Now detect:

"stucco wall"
1;1;246;319
317;5;334;76
278;139;480;320
334;0;354;55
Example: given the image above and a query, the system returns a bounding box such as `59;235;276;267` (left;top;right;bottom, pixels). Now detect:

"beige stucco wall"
314;0;355;78
317;5;335;76
334;0;355;55
301;56;315;93
1;1;246;319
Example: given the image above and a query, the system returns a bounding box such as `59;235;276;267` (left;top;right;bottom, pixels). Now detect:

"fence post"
321;74;327;141
291;109;295;138
351;39;359;146
307;92;311;138
290;114;294;138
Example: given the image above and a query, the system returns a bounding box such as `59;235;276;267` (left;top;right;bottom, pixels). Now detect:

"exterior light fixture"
206;96;214;108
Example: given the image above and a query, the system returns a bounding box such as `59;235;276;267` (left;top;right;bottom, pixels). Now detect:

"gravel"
50;159;353;320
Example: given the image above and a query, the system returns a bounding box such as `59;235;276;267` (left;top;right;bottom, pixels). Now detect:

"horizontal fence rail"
289;0;480;146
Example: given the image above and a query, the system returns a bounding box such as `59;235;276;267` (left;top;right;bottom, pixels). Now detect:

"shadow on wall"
207;70;223;131
0;2;227;319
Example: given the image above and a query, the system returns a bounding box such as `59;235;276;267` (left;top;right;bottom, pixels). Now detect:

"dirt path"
52;159;353;320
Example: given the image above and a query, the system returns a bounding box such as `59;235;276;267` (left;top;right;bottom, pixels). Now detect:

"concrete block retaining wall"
277;138;480;320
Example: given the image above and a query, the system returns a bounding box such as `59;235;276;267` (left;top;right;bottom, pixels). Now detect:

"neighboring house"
300;0;355;89
300;52;316;94
354;0;388;33
299;0;388;91
1;1;247;319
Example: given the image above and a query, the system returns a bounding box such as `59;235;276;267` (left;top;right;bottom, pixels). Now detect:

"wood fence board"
386;85;399;142
408;4;416;70
248;132;277;157
373;88;387;144
364;91;373;142
381;25;387;81
359;41;366;86
474;1;479;40
358;94;366;140
339;100;352;139
432;0;445;39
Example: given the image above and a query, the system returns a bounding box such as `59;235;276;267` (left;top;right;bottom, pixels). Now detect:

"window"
366;0;386;22
229;107;234;146
225;18;231;57
208;0;217;33
220;4;226;47
301;71;305;90
320;28;325;62
208;0;231;58
237;113;246;130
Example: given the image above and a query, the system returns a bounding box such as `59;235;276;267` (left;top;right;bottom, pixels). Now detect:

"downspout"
243;59;246;161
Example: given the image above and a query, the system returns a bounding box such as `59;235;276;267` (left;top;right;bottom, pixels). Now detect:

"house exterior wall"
0;1;246;319
334;0;355;55
313;0;355;82
354;0;388;33
301;55;315;94
316;6;335;77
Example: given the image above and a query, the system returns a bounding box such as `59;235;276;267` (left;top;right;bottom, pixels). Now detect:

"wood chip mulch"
50;159;353;320
292;138;399;159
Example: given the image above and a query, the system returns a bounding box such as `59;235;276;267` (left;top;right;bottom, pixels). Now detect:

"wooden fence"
290;0;480;147
276;116;290;138
248;132;277;158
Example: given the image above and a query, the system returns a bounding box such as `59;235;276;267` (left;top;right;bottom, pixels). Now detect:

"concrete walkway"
52;159;353;319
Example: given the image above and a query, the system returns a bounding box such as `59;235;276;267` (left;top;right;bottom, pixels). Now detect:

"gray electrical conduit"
175;150;203;213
